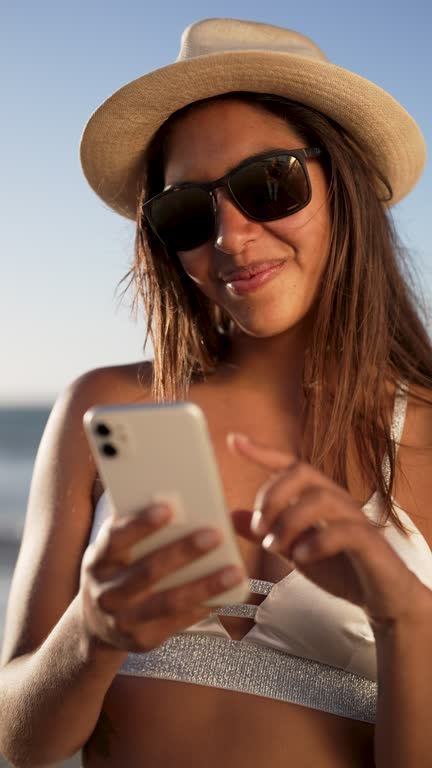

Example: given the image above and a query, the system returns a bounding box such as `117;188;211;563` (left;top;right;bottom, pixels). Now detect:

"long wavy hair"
122;92;432;534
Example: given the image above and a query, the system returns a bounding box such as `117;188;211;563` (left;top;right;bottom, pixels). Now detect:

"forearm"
373;606;432;768
0;594;127;768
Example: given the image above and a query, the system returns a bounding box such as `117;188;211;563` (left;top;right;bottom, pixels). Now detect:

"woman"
1;18;432;768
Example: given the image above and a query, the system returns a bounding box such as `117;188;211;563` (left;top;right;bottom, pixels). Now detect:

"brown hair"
123;92;432;534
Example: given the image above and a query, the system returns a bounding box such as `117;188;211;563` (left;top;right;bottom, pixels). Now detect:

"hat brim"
80;50;426;220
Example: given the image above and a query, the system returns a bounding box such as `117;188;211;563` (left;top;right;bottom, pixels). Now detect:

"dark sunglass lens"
230;156;309;219
146;188;214;251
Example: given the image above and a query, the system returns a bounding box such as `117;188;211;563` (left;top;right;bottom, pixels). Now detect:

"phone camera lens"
94;422;111;437
100;443;117;457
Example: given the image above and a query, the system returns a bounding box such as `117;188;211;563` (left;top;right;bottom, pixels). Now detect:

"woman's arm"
0;595;126;766
372;389;432;767
0;370;126;766
373;601;432;768
228;422;432;768
0;364;234;767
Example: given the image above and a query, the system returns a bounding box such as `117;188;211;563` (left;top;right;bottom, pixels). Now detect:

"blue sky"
1;0;431;404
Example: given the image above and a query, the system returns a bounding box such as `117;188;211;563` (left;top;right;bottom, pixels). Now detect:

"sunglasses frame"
143;147;323;251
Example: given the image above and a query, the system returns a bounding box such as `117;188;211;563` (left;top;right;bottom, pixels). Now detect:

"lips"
220;259;287;282
222;260;287;296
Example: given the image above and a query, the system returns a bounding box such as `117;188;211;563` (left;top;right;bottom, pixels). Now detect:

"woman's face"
163;99;331;339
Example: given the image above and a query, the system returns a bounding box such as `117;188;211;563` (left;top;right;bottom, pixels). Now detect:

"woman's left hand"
228;433;431;629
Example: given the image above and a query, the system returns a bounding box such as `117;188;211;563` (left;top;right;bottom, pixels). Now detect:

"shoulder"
393;380;432;547
63;360;154;409
380;377;432;449
31;360;155;529
39;360;154;462
402;381;432;450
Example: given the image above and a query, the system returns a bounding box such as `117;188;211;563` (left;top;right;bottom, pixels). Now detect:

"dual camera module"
93;423;118;457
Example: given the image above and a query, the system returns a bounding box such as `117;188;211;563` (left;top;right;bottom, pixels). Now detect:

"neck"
214;325;310;411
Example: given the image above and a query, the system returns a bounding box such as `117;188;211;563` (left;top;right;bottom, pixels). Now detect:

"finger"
94;526;225;611
251;466;350;537
227;432;298;472
259;486;362;555
115;562;246;627
106;603;214;653
289;519;423;624
290;518;369;564
131;605;215;651
89;504;173;574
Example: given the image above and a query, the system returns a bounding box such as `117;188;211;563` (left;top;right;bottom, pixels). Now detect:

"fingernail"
227;432;249;450
194;529;222;550
147;505;170;524
251;509;266;535
291;543;311;561
220;566;244;587
262;533;279;551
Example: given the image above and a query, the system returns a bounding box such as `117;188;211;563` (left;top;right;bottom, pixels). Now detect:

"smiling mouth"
221;259;287;282
224;260;287;295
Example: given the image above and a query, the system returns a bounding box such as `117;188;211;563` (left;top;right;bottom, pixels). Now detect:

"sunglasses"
143;148;323;253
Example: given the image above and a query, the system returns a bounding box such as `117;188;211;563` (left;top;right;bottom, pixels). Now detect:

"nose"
213;188;262;254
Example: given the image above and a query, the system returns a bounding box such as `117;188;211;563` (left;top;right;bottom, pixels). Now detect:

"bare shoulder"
68;359;154;405
31;360;154;505
404;381;432;449
393;380;432;547
0;361;154;664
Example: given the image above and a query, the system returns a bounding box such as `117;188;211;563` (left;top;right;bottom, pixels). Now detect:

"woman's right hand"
79;504;245;652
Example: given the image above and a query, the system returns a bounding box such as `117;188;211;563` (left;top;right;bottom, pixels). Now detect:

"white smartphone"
83;401;249;606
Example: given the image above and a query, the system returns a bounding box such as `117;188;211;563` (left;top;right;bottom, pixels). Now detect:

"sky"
1;0;431;404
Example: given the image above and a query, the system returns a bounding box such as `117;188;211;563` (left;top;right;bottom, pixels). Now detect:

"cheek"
177;249;212;289
268;200;331;259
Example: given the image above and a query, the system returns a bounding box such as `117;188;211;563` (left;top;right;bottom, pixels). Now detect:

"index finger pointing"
226;432;298;472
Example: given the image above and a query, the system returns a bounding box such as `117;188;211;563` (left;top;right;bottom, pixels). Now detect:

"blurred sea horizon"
0;405;53;639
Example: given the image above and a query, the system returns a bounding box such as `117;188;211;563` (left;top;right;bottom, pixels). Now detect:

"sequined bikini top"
86;381;432;724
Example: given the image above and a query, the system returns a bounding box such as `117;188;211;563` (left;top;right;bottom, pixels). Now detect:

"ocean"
0;405;80;767
0;406;52;638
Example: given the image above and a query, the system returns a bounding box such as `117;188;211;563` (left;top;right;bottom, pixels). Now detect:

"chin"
232;315;303;339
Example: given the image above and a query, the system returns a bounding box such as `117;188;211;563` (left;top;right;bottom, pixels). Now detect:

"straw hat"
80;18;426;220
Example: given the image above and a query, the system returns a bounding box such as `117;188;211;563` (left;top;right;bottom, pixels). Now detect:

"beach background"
0;407;50;641
0;407;52;638
1;0;431;766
